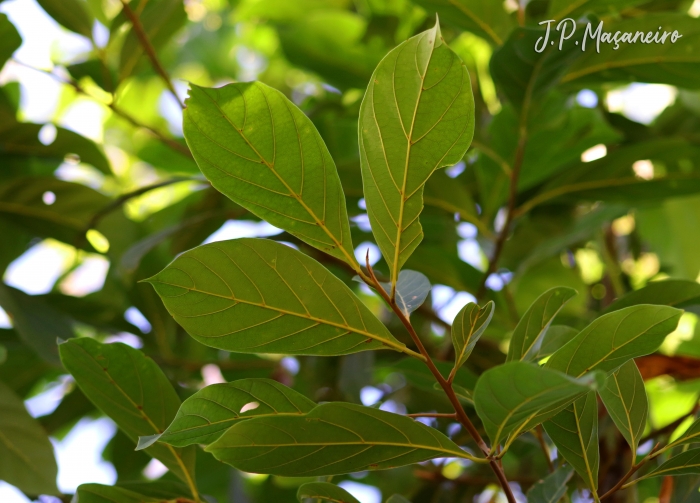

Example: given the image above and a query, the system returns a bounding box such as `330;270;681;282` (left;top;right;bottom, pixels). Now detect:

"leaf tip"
136;433;161;451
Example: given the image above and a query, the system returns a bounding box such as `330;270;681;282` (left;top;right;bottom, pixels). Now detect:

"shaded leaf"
473;361;603;447
507;287;577;362
206;402;477;475
359;20;474;291
72;483;188;503
452;301;494;369
526;464;574;503
145;238;408;356
37;0;93;38
599;360;648;453
119;0;186;80
58;338;197;488
0;14;21;68
644;448;700;478
387;496;412;503
412;0;513;45
147;378;315;448
379;270;431;316
386;358;478;395
0;379;58;495
548;0;649;20
545;305;682;378
562;15;700;89
297;482;360;503
536;325;579;360
544;393;599;492
605;280;700;314
183;82;358;269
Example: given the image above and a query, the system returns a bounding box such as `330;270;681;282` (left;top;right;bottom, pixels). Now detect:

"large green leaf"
506;287;577;362
598;360;648;453
73;481;191;503
359;20;474;292
183;82;358;269
0;284;74;365
544;393;599;492
297;482;360;503
545;305;682;378
536;325;579;360
562;15;700;89
0;380;58;495
473;361;602;448
147;378;315;448
145;238;409;356
452;301;494;369
604;280;700;314
0;14;21;68
668;416;700;449
643;449;700;478
206;402;478;475
118;0;187;80
58;338;197;490
412;0;514;45
37;0;93;38
526;465;574;503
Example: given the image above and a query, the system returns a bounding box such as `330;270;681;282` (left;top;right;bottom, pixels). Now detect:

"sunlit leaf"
58;338;197;489
297;482;360;503
145;378;315;448
599;360;648;453
452;301;494;369
145;238;408;356
359;19;474;292
183;82;359;269
0;380;58;495
544;393;599;492
507;287;577;362
526;464;574;503
473;361;603;447
206;402;477;475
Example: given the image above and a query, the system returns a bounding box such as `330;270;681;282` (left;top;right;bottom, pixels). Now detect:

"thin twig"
119;0;184;109
534;425;555;473
13;60;192;159
599;443;662;500
363;253;517;503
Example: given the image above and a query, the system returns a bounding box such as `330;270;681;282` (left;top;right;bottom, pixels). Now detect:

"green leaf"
359;20;475;292
297;482;360;503
604;280;700;314
548;0;649;20
183;82;359;269
118;0;186;80
206;402;477;475
452;301;494;369
545;305;682;378
387;496;412;503
67;59;116;92
386;357;478;396
0;380;58;495
36;0;93;38
145;378;315;448
58;338;197;490
145;238;409;356
0;123;111;173
562;15;700;89
0;14;21;68
72;484;164;503
507;287;577;362
0;283;74;365
415;1;512;46
473;361;603;448
668;416;700;448
544;393;599;492
379;270;431;316
598;360;648;453
643;448;700;478
537;326;579;360
526;464;574;503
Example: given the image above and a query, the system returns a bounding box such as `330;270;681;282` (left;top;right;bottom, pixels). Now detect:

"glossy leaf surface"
59;338;197;486
206;402;473;475
359;20;474;290
474;361;602;447
0;380;58;495
452;301;494;369
146;238;407;356
507;287;577;362
599;360;648;453
152;378;315;447
183;82;357;268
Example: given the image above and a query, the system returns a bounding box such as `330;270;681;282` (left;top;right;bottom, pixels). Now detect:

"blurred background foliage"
1;0;700;501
